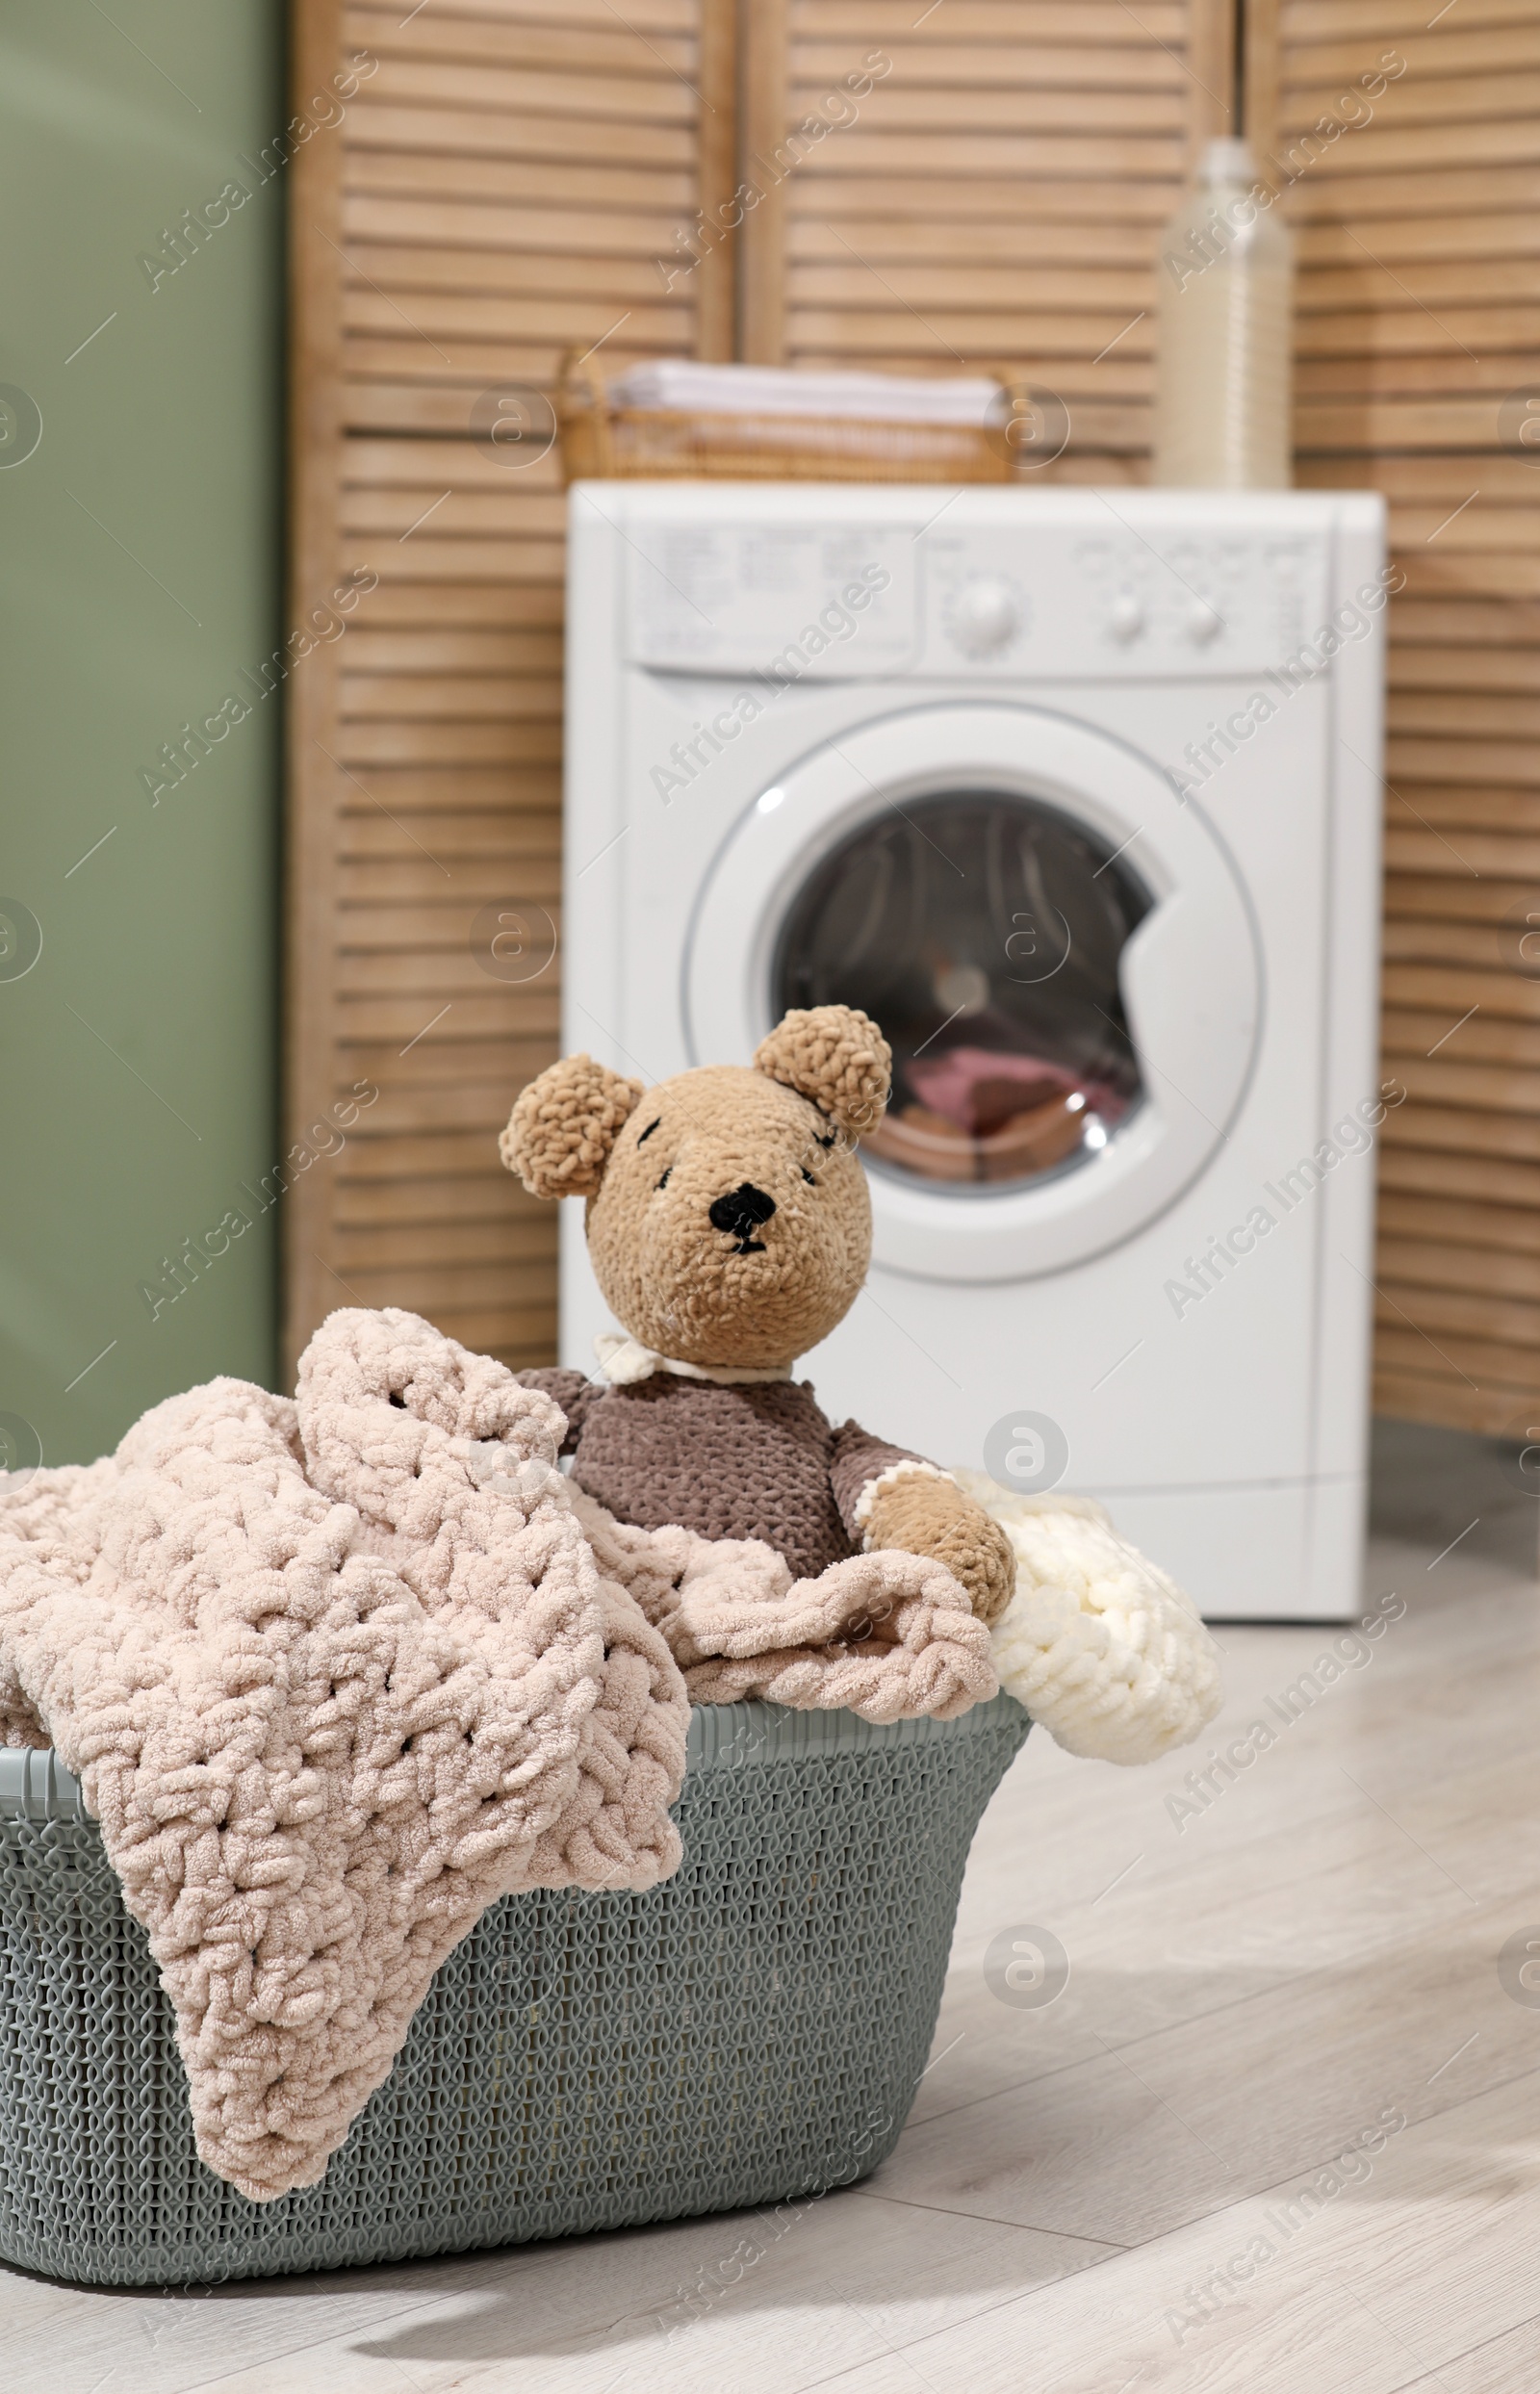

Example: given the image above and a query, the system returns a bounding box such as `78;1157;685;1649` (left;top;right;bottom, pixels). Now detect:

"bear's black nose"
708;1182;777;1253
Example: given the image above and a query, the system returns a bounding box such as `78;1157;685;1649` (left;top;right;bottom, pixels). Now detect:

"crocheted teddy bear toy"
499;1004;1017;1631
500;1003;1224;1758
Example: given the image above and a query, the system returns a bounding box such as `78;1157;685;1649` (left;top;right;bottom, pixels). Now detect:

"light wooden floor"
8;1420;1540;2394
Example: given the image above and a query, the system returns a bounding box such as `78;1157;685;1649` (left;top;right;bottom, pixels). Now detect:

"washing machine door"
682;702;1261;1283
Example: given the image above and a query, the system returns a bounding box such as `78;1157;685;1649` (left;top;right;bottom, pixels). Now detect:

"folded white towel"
609;360;1006;426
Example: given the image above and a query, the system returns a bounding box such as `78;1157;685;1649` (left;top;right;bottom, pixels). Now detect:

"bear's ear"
499;1053;645;1198
754;1005;891;1141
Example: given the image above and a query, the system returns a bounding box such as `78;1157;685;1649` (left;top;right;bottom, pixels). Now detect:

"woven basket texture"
0;1694;1027;2286
559;400;1015;483
554;355;1026;483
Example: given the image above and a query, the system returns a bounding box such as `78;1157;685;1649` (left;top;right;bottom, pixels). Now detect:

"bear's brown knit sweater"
516;1369;924;1585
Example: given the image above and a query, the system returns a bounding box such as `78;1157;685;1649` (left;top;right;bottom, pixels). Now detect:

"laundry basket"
0;1693;1027;2287
555;356;1032;483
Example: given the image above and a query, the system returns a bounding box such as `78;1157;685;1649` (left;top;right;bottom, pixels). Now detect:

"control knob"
945;574;1025;657
1106;590;1146;643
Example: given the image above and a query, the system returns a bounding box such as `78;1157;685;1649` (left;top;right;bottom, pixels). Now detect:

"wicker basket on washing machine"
555;356;1039;484
0;1693;1027;2286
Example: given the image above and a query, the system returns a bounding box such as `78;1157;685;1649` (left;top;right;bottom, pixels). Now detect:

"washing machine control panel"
624;523;921;677
924;528;1334;678
620;513;1342;682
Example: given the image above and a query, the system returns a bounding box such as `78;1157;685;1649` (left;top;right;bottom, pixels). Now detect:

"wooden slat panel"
1371;1368;1527;1438
1274;120;1540;178
335;1171;523;1225
1384;887;1536;932
1299;311;1538;358
284;0;349;1379
1383;785;1540;833
1382;1013;1540;1071
1384;1058;1540;1117
359;64;699;131
1373;1322;1540;1395
1281;0;1540;1432
1381;1101;1540;1162
1390;646;1540;691
343;195;690;258
285;0;734;1377
1379;1145;1540;1210
787;85;1190;136
1381;1238;1540;1302
1380;1189;1540;1256
1376;1284;1540;1354
342;242;696;303
346;152;696;212
780;129;1189;176
785;263;1152;309
1382;968;1540;1030
346;104;698;169
346;7;697;77
802;176;1183;223
333;1212;553;1265
741;0;789;363
744;0;1228;476
791;3;1191;32
1297;354;1540;399
794;39;1191;90
392;0;696;27
1290;24;1540;79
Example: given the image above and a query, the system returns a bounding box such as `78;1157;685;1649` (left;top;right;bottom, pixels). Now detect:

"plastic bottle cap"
1197;137;1256;185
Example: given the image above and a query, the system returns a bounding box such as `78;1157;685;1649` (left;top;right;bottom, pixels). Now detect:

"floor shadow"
341;1937;1540;2372
1371;1415;1537;1579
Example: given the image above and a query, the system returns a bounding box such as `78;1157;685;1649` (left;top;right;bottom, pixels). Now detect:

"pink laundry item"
908;1043;1128;1133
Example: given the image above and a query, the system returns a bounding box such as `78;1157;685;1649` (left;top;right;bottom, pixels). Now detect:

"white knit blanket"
955;1472;1224;1765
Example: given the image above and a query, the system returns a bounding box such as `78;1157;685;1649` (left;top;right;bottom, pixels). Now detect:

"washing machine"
560;483;1387;1620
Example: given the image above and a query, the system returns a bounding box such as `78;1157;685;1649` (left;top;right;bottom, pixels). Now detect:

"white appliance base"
1085;1477;1370;1622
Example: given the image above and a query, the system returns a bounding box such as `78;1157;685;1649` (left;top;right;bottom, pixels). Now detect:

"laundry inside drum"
771;789;1152;1194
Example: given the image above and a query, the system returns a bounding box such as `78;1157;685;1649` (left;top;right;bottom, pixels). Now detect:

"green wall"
0;2;284;1467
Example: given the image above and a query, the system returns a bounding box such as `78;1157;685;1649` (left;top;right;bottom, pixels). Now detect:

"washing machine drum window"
773;791;1152;1196
684;701;1260;1282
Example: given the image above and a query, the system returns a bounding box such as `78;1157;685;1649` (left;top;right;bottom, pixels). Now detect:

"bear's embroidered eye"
801;1168;817;1187
796;1095;838;1151
656;1167;672;1190
636;1118;661;1146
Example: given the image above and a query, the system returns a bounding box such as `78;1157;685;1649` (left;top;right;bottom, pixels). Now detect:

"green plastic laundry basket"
0;1694;1028;2287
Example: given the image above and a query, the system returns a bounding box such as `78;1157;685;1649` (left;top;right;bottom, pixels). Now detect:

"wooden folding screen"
1265;1;1540;1434
285;0;734;1377
288;0;1538;1431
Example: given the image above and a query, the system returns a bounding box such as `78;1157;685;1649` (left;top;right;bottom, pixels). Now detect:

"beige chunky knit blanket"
0;1307;1003;2202
0;1309;691;2201
571;1489;995;1721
